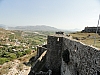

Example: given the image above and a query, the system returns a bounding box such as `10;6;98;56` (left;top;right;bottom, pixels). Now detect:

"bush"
0;58;10;65
16;51;23;58
25;49;31;54
72;37;79;40
9;53;17;59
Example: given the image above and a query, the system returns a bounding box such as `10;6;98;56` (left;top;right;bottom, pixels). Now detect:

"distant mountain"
0;24;6;29
0;24;79;32
67;28;81;32
8;25;60;31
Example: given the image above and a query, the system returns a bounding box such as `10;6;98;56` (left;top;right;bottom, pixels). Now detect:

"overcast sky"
0;0;100;30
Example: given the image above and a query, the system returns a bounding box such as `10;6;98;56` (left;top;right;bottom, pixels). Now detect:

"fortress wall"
29;33;100;75
61;37;100;75
28;47;47;75
37;46;47;58
82;27;100;33
46;35;63;74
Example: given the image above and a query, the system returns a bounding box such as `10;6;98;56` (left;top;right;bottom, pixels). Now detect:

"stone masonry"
45;35;63;75
61;36;100;75
46;33;100;75
29;32;100;75
82;27;100;34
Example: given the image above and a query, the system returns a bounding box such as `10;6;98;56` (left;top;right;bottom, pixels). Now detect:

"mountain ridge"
0;24;79;32
8;25;60;31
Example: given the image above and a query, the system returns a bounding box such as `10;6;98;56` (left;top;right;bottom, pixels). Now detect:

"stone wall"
46;34;100;75
28;46;47;75
29;33;100;75
45;35;63;75
28;50;47;75
82;27;100;34
61;36;100;75
36;45;47;58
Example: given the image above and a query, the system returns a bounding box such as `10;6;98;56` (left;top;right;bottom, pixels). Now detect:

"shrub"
9;53;17;59
0;58;10;65
25;49;31;54
16;51;23;58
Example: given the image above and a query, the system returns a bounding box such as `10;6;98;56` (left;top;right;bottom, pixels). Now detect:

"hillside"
0;28;49;75
0;28;48;64
70;32;100;48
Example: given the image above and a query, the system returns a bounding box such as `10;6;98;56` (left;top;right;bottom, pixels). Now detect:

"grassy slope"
70;32;100;48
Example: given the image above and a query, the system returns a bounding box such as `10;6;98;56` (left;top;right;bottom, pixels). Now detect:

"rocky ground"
1;60;30;75
0;59;30;75
0;52;36;75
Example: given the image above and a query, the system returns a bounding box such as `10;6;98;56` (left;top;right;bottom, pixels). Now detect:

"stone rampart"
45;35;63;75
61;36;100;75
82;27;100;34
29;32;100;75
28;46;47;75
46;34;100;75
36;45;47;59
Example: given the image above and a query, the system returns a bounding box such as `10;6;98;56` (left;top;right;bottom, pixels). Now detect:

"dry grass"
70;32;100;48
18;51;37;63
0;62;13;75
17;63;24;71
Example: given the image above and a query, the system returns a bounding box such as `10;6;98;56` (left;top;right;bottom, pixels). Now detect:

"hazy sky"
0;0;100;30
